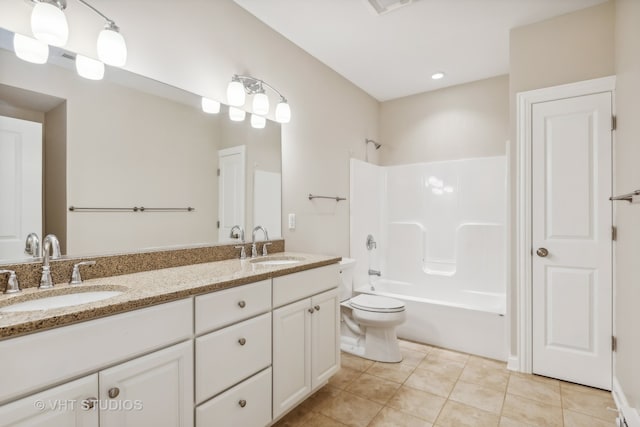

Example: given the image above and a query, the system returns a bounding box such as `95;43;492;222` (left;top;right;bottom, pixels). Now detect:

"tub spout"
368;269;381;277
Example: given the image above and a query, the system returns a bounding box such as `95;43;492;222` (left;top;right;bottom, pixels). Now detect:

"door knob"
536;247;549;257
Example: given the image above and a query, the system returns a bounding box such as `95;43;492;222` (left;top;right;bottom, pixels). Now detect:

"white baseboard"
613;376;640;427
507;355;519;372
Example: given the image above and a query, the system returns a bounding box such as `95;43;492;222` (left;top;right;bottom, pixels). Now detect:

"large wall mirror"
0;27;282;263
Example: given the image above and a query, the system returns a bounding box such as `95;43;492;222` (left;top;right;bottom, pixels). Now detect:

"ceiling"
233;0;608;101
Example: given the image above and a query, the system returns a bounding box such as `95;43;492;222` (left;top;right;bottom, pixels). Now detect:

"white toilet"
339;258;406;363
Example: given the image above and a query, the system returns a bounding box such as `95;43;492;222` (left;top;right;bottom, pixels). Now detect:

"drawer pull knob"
314;305;321;311
308;308;315;313
239;399;247;408
238;338;247;346
238;300;246;308
108;387;120;399
83;397;98;410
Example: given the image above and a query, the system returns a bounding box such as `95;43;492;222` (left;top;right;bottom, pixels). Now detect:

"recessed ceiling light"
431;72;445;80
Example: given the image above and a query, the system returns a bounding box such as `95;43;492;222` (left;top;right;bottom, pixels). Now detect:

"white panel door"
218;146;245;242
310;289;340;389
532;92;612;389
0;375;98;427
99;341;193;427
272;298;311;418
0;116;42;259
254;170;281;238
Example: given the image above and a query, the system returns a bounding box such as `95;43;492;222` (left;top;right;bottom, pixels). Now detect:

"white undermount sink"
249;256;303;266
0;290;123;313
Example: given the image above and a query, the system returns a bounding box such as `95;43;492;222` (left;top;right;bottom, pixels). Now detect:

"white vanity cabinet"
194;279;273;426
272;265;340;419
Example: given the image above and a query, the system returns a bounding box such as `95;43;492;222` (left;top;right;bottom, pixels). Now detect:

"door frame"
514;75;615;373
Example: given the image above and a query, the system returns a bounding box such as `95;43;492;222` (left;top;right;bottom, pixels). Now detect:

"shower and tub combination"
349;156;507;361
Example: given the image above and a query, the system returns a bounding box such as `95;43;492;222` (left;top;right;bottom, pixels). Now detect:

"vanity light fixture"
431;72;445;80
229;106;246;122
226;75;291;124
250;114;266;129
13;33;49;64
201;97;221;114
27;0;127;67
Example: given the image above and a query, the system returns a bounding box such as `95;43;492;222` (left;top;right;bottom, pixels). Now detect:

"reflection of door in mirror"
0;116;42;259
218;146;246;242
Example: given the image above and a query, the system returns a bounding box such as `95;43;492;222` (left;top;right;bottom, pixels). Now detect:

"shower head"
365;139;382;150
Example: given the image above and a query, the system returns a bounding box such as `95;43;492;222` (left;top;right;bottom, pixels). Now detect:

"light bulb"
31;1;68;47
229;106;246;122
251;114;266;129
227;80;245;107
13;33;49;64
275;100;291;123
97;25;127;67
252;92;269;115
431;72;445;80
76;54;104;80
201;97;220;114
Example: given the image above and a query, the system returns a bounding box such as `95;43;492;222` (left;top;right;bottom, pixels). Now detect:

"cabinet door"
272;298;311;418
0;375;98;427
311;288;340;389
99;341;193;427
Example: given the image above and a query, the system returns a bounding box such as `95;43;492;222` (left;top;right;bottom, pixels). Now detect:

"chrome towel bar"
69;206;195;212
610;190;640;203
308;194;347;202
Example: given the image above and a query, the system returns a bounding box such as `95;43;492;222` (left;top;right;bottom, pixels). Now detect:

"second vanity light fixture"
14;0;127;79
226;74;291;126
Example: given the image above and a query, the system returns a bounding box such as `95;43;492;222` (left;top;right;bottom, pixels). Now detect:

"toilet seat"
349;294;405;313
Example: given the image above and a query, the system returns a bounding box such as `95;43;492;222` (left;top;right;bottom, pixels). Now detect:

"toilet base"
340;329;403;363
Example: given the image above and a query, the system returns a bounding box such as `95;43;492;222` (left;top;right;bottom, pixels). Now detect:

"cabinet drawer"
195;313;271;403
273;264;339;308
196;367;271;427
195;280;271;334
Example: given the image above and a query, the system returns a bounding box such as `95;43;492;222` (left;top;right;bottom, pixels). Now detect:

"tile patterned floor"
274;340;617;427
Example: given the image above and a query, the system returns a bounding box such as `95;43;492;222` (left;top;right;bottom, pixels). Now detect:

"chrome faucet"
39;234;61;289
24;233;40;258
251;226;269;258
0;270;21;294
229;225;245;242
69;261;96;285
368;269;381;277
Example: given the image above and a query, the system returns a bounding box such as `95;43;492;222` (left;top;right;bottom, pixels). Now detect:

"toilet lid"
350;294;405;313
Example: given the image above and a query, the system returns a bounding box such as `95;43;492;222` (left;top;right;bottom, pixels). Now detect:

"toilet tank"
338;258;357;302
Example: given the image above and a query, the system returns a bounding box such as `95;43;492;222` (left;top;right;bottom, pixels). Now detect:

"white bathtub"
356;278;507;361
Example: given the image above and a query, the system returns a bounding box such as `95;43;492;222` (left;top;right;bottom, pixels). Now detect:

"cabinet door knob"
108;387;120;399
238;300;246;308
314;305;321;311
536;247;549;257
308;308;315;313
238;338;247;346
238;399;247;408
82;397;98;410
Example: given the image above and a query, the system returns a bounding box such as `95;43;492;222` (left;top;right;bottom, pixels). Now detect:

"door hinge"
216;220;220;229
612;226;618;241
217;168;220;176
612;336;617;352
612;115;617;131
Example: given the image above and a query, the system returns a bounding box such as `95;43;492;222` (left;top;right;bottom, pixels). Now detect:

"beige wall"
508;1;615;357
0;0;379;257
614;0;640;411
380;75;509;165
43;102;67;253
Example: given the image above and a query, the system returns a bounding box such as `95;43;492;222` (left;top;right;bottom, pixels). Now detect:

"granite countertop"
0;252;341;340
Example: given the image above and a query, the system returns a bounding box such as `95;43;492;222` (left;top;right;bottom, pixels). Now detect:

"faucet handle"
234;245;247;260
70;261;96;285
0;270;21;294
262;242;272;256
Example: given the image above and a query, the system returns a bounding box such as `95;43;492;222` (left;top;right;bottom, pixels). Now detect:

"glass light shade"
250;114;266;129
443;186;454;193
275;101;291;123
252;93;269;115
31;2;69;47
227;80;245;107
201;97;221;114
229;106;246;122
75;54;104;80
13;33;49;64
431;72;445;80
97;27;127;67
